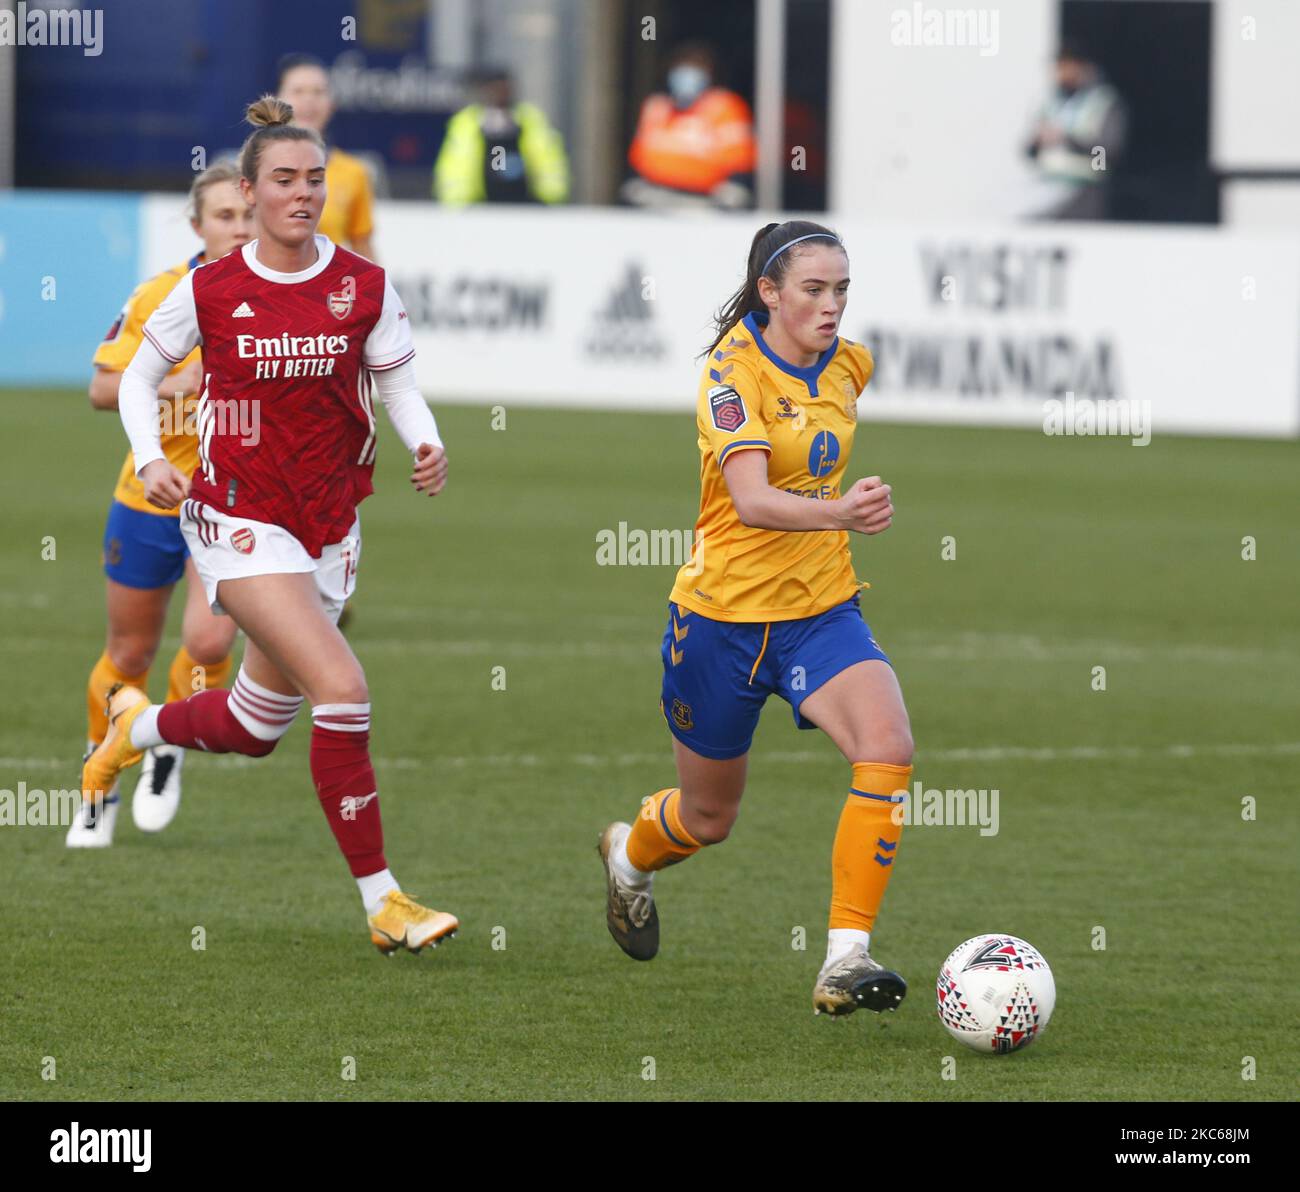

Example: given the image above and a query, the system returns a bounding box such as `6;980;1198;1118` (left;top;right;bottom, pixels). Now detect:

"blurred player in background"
68;161;252;849
598;221;915;1018
80;97;458;955
277;53;377;259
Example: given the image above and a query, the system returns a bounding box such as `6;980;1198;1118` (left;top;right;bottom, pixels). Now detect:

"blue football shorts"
659;593;891;760
102;500;189;589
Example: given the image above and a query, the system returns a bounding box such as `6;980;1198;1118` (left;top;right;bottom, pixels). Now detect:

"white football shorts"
179;499;360;624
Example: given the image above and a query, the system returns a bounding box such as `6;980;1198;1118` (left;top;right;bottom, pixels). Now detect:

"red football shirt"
141;236;415;557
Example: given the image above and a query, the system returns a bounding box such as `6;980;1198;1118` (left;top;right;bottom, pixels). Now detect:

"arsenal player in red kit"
81;96;459;955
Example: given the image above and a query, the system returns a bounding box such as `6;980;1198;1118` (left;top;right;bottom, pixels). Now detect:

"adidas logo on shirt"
231;301;255;318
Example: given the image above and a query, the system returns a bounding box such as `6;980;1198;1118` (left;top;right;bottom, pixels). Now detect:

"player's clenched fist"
833;475;893;535
139;458;191;511
411;442;448;496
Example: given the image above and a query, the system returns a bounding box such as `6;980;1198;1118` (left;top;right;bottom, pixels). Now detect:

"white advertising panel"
142;196;1300;437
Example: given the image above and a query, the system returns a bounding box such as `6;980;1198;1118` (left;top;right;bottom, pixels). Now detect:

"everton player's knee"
683;802;737;846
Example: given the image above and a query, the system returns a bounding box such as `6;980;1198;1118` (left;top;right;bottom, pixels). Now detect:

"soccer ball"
936;934;1055;1054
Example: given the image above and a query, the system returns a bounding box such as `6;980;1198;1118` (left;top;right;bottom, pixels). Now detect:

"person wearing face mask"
434;67;569;205
1023;41;1128;220
625;43;757;210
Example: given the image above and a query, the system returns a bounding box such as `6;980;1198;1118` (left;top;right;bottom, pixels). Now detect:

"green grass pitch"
0;391;1296;1100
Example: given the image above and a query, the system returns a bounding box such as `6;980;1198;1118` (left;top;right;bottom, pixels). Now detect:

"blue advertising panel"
0;192;142;385
17;0;459;197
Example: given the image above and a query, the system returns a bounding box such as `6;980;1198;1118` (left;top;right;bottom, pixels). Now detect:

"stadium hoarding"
0;191;141;384
95;196;1300;438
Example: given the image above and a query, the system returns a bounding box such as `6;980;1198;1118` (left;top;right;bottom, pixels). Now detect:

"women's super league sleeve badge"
327;275;356;320
708;385;748;433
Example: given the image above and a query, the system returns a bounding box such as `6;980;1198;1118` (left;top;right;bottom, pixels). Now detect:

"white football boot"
67;743;121;848
132;744;184;832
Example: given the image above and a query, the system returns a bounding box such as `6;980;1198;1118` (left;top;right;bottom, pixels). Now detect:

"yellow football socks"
829;762;913;932
625;787;703;871
166;646;232;704
86;651;149;746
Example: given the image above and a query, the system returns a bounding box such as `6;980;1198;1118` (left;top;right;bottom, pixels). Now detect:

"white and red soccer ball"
936;934;1056;1054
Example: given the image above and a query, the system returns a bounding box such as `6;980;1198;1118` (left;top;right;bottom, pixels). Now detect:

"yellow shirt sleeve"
844;340;875;392
323;151;375;248
348;162;375;242
699;355;771;469
92;282;151;373
92;268;191;376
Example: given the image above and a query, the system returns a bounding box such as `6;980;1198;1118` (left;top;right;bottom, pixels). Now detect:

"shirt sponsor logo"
808;429;840;477
235;333;349;358
708;385;747;432
236;333;350;379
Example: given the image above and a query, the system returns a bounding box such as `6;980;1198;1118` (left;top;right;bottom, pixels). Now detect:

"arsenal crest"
230;527;256;555
327;275;356;320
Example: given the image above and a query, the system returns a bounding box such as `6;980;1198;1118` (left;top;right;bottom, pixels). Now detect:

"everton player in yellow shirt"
277;54;376;260
598;221;915;1018
68;162;252;848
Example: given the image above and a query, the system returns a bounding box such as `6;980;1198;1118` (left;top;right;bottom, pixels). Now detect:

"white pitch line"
4;740;1298;776
4;629;1295;666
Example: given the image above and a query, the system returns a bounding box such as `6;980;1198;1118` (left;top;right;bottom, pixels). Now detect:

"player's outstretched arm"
371;360;446;498
118;338;179;494
722;452;893;534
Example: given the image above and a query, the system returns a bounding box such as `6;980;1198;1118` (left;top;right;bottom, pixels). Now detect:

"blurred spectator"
624;42;756;210
277;53;377;258
1024;41;1128;220
434;67;569;205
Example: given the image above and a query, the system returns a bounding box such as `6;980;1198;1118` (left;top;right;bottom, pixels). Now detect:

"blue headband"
761;232;842;277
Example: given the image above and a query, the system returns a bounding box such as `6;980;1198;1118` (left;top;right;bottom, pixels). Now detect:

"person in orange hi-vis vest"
625;42;757;210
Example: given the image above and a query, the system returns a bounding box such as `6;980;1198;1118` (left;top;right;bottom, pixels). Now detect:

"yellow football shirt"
319;148;375;248
669;312;875;622
94;257;203;518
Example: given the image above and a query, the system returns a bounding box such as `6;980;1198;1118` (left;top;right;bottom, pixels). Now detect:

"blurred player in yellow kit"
68;161;253;848
277;53;376;260
598;221;915;1017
